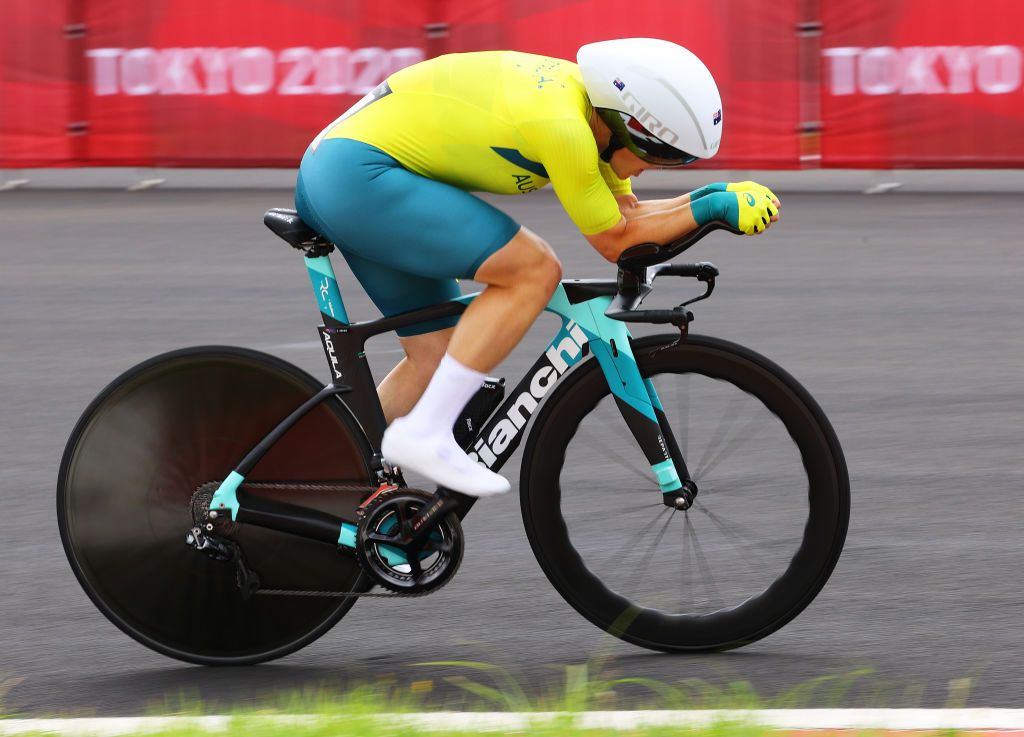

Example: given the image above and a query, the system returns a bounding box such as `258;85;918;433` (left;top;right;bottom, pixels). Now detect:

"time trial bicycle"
57;208;849;665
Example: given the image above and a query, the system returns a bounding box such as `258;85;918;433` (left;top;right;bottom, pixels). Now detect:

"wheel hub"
662;479;698;510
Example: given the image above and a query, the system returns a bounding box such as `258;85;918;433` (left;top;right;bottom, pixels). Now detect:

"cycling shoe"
381;417;511;497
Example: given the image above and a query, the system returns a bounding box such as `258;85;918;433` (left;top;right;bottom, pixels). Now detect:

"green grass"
142;661;889;718
0;660;984;737
0;720;815;737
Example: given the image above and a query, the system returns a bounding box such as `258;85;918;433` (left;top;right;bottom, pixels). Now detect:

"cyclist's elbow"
585;218;629;263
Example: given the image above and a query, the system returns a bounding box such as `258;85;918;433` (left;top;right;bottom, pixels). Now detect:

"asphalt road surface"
1;189;1022;715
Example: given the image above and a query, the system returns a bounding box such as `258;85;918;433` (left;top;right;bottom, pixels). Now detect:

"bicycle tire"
520;334;849;652
58;346;374;665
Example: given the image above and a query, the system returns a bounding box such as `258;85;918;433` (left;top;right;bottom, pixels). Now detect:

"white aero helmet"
577;38;723;166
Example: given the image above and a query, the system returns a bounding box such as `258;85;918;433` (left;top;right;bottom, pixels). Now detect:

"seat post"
305;251;349;327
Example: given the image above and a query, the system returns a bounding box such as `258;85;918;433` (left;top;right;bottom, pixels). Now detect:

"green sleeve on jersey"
521;118;624;235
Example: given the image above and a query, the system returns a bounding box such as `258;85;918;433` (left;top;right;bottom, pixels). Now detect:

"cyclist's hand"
727;180;781;217
690;190;778;235
730;189;777;235
689;181;781;228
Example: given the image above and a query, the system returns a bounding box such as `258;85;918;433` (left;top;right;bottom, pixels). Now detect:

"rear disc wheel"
57;346;373;665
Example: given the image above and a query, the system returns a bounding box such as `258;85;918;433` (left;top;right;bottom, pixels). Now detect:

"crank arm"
406;488;473;550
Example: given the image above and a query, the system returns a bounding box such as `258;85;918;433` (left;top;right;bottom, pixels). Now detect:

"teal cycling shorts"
295;137;521;337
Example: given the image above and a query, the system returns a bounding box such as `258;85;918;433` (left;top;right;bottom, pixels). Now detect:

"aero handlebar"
606;220;735;326
616;220;741;269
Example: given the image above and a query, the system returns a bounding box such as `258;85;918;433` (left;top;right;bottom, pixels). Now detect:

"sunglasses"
621;116;699;167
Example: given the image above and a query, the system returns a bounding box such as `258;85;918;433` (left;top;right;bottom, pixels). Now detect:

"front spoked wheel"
521;335;849;652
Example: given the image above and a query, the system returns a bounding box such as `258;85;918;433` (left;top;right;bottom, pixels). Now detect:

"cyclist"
295;38;780;497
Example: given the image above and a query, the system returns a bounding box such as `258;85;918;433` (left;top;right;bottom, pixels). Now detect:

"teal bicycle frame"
208;249;689;555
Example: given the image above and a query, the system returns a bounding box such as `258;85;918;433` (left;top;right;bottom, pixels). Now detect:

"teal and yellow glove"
690;180;780;205
689;181;780;235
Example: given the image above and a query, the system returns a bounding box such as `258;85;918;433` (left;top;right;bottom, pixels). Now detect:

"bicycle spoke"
679;508;690;613
625;509;676;601
691;502;764;578
691;391;746;479
571;481;668;506
684;512;723;611
695;409;773;480
607;501;665;515
597;506;671;572
693;502;766;547
698;472;778;497
576;425;652;482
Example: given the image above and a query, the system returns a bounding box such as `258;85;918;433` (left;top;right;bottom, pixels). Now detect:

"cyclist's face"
610;147;660;180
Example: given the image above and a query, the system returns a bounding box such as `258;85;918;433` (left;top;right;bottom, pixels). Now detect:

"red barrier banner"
78;0;428;166
5;1;1022;169
820;0;1024;167
442;0;803;170
0;0;76;166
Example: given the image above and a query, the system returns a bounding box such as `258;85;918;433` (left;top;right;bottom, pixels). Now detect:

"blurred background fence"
2;0;1022;169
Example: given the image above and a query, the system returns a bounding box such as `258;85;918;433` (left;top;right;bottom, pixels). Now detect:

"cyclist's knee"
476;227;561;294
535;245;562;295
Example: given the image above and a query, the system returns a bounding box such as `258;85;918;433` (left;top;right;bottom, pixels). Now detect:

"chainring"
355;488;464;594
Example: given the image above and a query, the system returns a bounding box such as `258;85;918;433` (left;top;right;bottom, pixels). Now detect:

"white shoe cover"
381;418;511;497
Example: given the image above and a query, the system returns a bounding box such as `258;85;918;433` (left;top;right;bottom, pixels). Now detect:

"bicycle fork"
548;290;696;509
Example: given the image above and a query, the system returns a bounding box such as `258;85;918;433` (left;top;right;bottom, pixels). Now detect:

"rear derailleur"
185;525;261;599
185;482;259;598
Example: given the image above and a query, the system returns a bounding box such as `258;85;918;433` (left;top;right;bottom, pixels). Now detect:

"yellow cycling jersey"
318;51;631;235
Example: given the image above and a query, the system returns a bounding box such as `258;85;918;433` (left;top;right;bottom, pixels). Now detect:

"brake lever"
680;273;715;308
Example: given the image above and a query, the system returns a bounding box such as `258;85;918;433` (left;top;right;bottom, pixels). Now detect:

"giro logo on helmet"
620;91;681;146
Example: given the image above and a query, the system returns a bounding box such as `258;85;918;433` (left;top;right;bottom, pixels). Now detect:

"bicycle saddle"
264;208;332;251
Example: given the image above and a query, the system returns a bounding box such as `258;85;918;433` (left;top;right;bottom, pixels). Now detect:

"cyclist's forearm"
619;202;699;248
623;181;779;219
619;193;690;218
596;184;771;260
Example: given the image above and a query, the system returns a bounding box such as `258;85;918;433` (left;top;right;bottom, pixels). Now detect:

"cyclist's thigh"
340;250;461;337
296;137;520;280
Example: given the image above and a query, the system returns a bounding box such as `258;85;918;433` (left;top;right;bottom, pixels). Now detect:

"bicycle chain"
240;480;377;494
191;480;441;599
252;587;431;598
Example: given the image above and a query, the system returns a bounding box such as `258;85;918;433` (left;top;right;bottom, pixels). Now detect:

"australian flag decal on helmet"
613;78;625;91
713;109;722;125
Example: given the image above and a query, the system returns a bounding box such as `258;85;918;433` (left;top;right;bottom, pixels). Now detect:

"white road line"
2;709;1024;735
